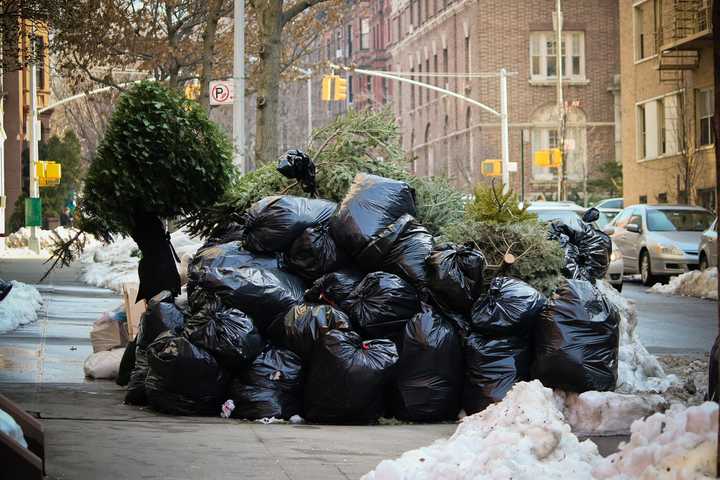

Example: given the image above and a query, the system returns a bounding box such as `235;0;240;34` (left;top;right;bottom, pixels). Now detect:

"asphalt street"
623;279;718;354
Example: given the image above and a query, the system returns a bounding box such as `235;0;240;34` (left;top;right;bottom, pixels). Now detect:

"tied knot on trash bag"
277;149;318;196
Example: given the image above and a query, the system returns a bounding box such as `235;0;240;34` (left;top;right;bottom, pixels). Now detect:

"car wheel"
640;251;658;286
700;253;709;271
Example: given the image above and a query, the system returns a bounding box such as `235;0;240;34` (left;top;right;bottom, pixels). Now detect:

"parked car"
606;204;714;286
699;219;717;270
527;201;623;291
594;198;623;222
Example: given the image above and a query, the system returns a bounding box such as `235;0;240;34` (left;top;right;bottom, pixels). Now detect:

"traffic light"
334;77;347;101
481;159;502;177
321;75;333;101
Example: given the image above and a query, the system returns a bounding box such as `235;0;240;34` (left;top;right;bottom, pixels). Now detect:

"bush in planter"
51;81;233;300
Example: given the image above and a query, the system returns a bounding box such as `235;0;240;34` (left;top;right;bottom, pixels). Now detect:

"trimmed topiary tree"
50;81;234;300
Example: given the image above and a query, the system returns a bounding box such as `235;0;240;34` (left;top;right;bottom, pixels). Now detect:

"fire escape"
655;0;713;83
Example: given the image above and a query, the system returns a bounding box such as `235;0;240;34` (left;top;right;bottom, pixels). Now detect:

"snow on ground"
649;267;718;301
363;381;602;480
0;281;43;334
81;229;203;292
597;280;678;394
593;401;718;479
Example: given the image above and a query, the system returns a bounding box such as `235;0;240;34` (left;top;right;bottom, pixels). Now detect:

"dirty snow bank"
363;381;602;480
593;401;718;479
649;268;718;301
597;281;678;393
81;230;203;291
6;226;99;251
0;281;43;333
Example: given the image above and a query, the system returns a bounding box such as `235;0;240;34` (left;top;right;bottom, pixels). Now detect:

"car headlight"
654;244;684;256
610;249;623;262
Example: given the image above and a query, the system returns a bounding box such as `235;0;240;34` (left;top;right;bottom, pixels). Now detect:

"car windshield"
646;209;713;232
533;210;583;229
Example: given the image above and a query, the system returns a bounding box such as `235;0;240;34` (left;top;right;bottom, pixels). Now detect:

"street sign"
209;81;234;105
25;198;42;227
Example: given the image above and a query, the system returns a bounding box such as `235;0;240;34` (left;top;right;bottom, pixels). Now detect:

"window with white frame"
360;19;370;49
529;31;585;81
697;88;715;146
636;94;680;160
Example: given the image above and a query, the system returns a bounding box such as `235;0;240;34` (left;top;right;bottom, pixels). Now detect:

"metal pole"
28;61;40;253
500;68;510;193
233;0;245;173
555;0;566;200
307;75;312;142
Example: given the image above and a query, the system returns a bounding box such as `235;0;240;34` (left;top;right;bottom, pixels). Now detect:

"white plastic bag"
83;348;125;379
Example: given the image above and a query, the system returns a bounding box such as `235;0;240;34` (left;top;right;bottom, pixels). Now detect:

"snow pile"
597;281;678;393
593;401;718;479
649;268;718;301
81;230;203;292
0;281;43;334
363;380;602;480
6;226;99;250
555;390;667;437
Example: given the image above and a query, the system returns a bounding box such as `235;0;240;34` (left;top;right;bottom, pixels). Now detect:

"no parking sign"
209;81;234;105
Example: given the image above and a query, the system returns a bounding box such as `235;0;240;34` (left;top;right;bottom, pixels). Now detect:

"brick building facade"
384;0;620;200
619;0;715;209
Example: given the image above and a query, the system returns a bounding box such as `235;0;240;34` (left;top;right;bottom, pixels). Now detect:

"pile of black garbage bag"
117;158;620;423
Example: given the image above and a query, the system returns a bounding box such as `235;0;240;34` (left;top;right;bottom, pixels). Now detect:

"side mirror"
582;207;600;223
603;226;616;236
626;224;641;234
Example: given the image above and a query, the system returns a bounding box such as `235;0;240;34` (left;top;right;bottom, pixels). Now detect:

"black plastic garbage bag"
463;333;531;414
136;290;185;349
330;173;416;257
304;330;399;424
277;149;317;195
426;243;486;314
188;241;278;289
145;332;229;415
201;267;305;336
345;272;420;338
392;304;463;421
532;279;620;392
281;303;351;359
185;299;265;370
280;223;348;281
378;215;434;289
707;334;719;402
470;277;546;337
0;279;12;302
304;270;364;309
124;345;150;405
116;338;136;386
229;347;303;420
242;196;337;253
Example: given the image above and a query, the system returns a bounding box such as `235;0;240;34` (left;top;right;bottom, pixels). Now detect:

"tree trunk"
254;0;284;166
130;210;181;302
199;0;223;111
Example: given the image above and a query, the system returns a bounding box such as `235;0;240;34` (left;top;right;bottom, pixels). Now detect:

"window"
410;66;415;109
634;3;656;61
347;24;353;56
360;19;370;49
528;31;585;81
697;89;715;146
637;94;680;160
34;37;45;90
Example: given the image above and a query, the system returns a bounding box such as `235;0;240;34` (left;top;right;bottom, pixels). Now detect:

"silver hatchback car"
606;204;714;286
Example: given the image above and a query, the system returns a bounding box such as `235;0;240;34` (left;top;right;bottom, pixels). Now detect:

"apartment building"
620;0;715;209
2;20;52;233
384;0;620;199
